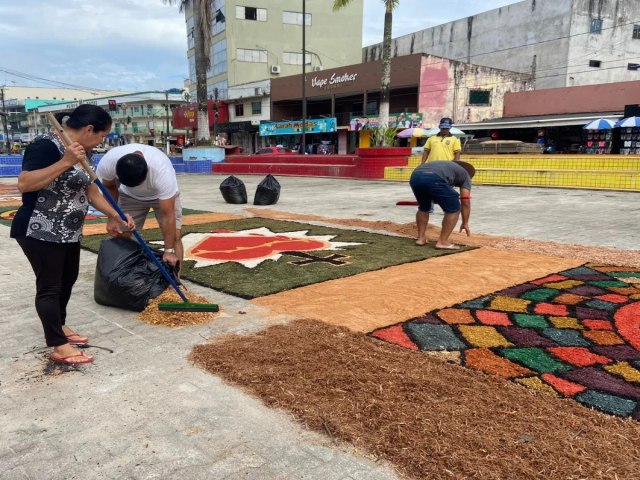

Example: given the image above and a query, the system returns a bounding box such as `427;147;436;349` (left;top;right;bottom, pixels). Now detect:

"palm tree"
333;0;399;145
163;0;212;144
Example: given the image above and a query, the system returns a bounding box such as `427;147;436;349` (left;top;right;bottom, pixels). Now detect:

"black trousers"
16;236;81;347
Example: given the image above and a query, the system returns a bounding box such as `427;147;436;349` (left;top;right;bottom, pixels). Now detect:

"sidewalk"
0;175;637;479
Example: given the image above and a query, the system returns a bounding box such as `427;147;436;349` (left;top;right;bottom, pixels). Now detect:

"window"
209;81;228;101
235;104;244;117
251;101;261;115
212;39;227;75
283;52;311;65
589;60;602;68
283;11;312;26
237;48;267;63
236;6;266;21
590;18;602;34
468;90;491;106
186;16;194;49
213;0;226;35
634;25;640;39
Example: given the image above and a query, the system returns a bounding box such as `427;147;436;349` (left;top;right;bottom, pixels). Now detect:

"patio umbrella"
425;127;466;137
397;127;429;138
583;118;616;130
615;116;640;128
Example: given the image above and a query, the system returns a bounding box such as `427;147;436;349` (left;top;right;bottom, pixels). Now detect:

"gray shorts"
119;191;183;230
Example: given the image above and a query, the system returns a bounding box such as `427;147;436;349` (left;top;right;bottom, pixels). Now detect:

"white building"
363;0;640;90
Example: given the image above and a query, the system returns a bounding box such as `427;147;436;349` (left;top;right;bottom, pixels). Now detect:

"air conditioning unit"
313;66;323;72
255;87;264;96
270;65;281;74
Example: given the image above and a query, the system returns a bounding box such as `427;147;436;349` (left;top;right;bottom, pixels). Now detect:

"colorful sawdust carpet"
0;205;208;228
82;218;471;298
371;263;640;419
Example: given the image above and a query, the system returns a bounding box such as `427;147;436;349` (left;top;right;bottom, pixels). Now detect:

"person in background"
96;143;183;274
10;105;134;366
421;117;461;164
409;160;476;249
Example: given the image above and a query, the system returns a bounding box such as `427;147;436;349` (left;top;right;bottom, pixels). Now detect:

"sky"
0;0;517;95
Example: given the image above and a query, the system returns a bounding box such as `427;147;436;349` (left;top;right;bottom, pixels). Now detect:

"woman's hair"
116;153;148;187
452;160;476;178
54;104;112;133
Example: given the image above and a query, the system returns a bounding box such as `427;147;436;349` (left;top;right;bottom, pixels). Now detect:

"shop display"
584;130;612;154
619;127;640;155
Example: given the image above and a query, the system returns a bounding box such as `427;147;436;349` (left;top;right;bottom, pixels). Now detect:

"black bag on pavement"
94;237;175;312
253;174;281;205
219;175;248;204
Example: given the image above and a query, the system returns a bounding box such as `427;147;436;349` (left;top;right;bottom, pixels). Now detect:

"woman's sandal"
50;351;94;365
65;333;89;345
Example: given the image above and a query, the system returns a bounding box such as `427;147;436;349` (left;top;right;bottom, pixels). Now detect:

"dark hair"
453;160;476;178
54;104;112;132
116;154;148;187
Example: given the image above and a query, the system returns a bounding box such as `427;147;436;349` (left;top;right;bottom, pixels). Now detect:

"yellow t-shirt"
425;135;461;161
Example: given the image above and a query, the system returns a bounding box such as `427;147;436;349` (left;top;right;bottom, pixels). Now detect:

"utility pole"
301;0;307;155
213;87;219;144
165;90;170;154
0;86;10;153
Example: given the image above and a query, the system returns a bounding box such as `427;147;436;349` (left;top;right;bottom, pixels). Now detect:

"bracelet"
460;196;472;200
164;248;176;254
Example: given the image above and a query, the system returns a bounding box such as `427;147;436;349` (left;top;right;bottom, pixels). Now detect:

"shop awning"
455;112;623;130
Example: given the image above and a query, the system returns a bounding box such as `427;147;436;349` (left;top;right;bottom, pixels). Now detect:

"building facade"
34;91;187;148
363;0;640;90
182;0;364;152
269;54;531;153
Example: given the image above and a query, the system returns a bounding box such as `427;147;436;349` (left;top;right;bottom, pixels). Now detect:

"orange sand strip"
82;212;245;236
252;247;582;333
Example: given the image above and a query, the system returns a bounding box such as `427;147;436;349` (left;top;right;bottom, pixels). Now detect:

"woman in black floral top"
11;105;134;366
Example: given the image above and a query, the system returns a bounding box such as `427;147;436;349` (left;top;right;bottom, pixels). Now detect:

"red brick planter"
354;147;412;179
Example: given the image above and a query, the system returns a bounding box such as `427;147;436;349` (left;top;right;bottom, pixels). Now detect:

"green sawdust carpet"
370;263;640;420
81;218;471;299
0;205;208;227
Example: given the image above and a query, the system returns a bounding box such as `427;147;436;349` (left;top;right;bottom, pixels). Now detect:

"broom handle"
47;112;188;303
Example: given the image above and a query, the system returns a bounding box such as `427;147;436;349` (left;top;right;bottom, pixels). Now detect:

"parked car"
92;144;109;154
255;147;296;155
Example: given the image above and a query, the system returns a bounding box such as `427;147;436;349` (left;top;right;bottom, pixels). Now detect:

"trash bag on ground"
94;237;176;312
253;174;281;205
219;175;247;204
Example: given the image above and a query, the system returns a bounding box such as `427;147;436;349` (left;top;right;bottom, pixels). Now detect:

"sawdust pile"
246;208;640;268
137;288;219;327
191;319;640;480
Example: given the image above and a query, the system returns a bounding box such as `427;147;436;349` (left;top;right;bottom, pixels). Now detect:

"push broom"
47;112;219;313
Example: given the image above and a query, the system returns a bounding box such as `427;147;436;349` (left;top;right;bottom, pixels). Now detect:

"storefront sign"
259;118;337;136
348;113;423;131
310;72;358;90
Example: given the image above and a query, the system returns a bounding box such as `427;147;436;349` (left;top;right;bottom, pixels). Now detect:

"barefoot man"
409;160;476;249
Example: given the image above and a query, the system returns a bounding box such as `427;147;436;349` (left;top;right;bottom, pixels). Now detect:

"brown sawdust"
138;288;219;327
191;318;640;480
245;207;640;267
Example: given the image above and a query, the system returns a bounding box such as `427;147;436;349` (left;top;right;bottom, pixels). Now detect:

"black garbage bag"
94;237;175;312
253;174;281;205
220;175;247;204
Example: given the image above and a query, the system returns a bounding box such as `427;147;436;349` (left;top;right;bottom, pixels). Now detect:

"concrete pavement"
0;174;637;480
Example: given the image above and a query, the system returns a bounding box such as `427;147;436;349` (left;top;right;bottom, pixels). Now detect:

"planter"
354;147;412;179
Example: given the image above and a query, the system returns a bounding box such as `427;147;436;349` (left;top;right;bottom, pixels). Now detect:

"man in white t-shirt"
96;144;183;272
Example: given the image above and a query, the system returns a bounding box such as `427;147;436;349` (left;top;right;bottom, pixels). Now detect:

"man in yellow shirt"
420;117;461;164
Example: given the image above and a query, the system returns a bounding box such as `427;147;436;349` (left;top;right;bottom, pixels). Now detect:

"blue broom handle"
46;112;188;303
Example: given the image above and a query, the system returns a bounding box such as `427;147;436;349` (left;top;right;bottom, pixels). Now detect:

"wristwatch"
164;248;176;254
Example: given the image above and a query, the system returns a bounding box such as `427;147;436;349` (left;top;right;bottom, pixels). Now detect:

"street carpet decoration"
81;218;471;298
0;205;213;232
370;263;640;420
0;185;22;207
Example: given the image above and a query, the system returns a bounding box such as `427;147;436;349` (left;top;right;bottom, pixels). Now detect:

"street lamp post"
165;90;170;155
302;0;307;155
0;86;10;153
